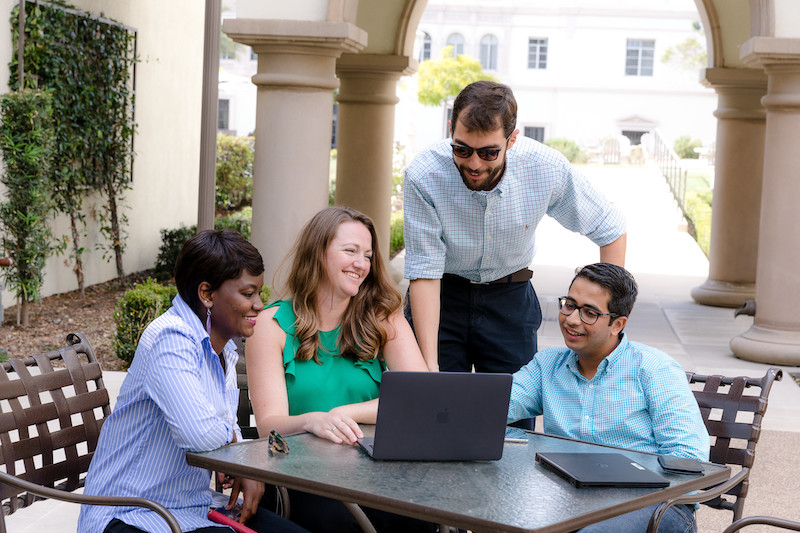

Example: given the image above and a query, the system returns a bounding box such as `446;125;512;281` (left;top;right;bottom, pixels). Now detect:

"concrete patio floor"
6;163;799;532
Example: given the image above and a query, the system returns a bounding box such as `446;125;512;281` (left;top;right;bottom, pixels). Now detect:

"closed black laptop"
357;371;512;461
535;452;670;488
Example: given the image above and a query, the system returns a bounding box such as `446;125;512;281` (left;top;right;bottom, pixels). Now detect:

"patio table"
186;429;729;533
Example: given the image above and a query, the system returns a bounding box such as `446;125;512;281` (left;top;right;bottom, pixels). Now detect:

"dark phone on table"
658;455;704;474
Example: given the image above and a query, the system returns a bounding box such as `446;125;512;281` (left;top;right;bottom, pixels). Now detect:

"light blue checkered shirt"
403;136;626;282
508;333;710;460
78;294;241;533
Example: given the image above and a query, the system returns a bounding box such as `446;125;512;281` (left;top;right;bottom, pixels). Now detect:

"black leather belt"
444;268;533;285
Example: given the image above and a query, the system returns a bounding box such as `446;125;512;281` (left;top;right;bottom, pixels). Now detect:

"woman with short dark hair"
79;230;306;533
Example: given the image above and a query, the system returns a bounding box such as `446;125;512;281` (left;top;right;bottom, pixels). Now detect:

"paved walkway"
8;164;799;532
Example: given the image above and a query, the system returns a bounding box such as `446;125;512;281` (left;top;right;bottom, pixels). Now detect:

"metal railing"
642;130;688;215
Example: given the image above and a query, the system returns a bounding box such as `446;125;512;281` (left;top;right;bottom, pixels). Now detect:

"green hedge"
674;135;702;159
153;212;253;281
544;137;585;163
684;190;712;257
113;278;177;366
390;210;404;259
216;134;253;212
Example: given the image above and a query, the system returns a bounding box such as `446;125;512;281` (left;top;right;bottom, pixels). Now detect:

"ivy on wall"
8;0;137;293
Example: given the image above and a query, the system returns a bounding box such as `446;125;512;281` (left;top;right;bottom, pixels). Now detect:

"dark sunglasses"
450;132;512;161
268;430;289;456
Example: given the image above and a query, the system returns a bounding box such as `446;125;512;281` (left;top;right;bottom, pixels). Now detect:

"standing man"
403;81;627;379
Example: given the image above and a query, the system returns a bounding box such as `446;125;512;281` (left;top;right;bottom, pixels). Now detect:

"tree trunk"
70;212;85;298
20;297;29;327
106;181;124;278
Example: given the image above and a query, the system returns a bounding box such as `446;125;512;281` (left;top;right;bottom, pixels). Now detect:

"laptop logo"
436;408;450;423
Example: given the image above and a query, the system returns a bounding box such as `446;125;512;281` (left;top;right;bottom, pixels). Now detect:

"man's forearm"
408;278;441;372
600;233;627;267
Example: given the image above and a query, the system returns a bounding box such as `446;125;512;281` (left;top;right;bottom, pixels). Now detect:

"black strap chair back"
0;332;179;533
647;367;783;533
689;367;782;519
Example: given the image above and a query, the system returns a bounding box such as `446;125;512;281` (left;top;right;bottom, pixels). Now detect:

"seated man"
507;263;709;533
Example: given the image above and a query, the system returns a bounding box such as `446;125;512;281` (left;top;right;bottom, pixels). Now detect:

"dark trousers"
261;487;437;533
405;275;542;429
405;275;541;372
104;507;309;533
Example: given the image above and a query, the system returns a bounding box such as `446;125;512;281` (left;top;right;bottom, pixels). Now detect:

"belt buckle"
470;279;490;285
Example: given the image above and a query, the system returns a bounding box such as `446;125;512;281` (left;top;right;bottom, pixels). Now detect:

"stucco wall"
0;0;204;308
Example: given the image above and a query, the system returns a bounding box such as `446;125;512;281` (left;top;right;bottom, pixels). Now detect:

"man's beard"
456;159;506;191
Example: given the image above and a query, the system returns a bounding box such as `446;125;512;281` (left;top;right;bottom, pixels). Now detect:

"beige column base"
730;326;800;365
691;280;756;308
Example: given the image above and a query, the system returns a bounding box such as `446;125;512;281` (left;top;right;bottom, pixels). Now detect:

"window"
528;38;547;69
524;126;545;143
218;99;229;130
625;39;654;76
446;33;465;56
480;34;498;70
420;33;432;62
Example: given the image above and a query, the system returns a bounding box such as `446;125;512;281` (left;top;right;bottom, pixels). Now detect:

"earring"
206;307;212;335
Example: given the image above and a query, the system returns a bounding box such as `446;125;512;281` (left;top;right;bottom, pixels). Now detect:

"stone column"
223;19;367;285
334;53;415;258
731;37;800;364
691;68;766;308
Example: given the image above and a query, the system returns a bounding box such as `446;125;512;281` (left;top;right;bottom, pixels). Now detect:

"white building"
395;0;717;157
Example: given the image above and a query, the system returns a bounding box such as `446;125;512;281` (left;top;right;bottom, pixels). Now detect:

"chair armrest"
0;471;181;533
722;516;800;532
646;468;747;533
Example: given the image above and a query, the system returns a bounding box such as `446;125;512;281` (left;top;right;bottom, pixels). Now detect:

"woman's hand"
227;476;265;524
306;409;363;445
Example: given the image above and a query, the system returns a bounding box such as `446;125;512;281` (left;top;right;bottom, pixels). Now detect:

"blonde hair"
285;207;401;363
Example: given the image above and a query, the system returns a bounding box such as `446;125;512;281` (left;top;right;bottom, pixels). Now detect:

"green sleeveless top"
267;300;385;415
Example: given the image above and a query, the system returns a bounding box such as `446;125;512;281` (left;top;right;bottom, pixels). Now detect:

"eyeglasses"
558;297;621;325
268;430;289;456
450;132;512;161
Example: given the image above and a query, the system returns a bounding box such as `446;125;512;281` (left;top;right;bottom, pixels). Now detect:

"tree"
0;90;54;326
417;46;498;107
662;22;707;72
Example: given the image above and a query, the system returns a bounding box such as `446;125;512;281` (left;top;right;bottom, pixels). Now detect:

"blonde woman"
247;207;434;532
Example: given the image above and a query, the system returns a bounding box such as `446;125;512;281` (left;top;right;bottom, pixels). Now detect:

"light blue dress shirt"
403;136;626;282
508;333;709;461
78;294;241;533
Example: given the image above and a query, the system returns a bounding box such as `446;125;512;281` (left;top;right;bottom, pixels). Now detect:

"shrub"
674;135;702;159
113;278;177;366
544;138;585;163
215;207;252;241
216;134;254;212
684;190;712;257
153;214;253;282
153;226;196;281
390;210;404;259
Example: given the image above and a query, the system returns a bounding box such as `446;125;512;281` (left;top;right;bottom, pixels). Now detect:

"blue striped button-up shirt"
508;334;709;460
78;294;241;533
403;136;626;282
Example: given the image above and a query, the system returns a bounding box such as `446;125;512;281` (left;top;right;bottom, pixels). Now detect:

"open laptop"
535;452;670;488
357;371;512;461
